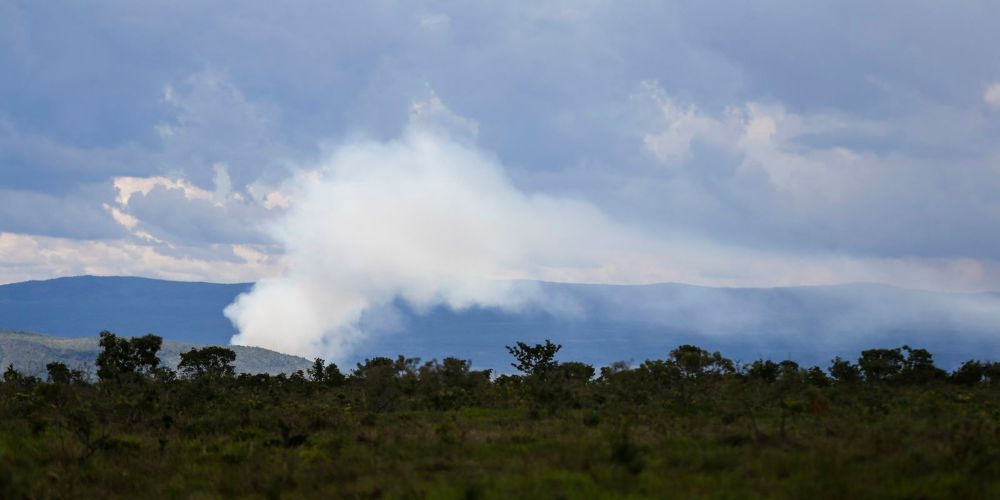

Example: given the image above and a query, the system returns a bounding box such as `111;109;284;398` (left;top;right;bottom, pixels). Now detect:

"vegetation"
0;329;311;375
2;334;1000;498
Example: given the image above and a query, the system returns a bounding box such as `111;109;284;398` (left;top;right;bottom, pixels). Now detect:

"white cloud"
104;204;139;230
212;163;233;203
113;176;215;206
984;82;1000;108
641;94;729;164
106;158;277;247
409;91;479;140
641;81;879;195
0;232;279;285
261;191;291;210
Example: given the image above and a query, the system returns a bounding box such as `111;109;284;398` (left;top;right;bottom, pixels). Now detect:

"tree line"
4;331;999;413
4;331;1000;497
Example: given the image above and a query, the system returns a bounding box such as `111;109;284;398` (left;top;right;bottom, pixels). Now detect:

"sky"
3;0;1000;296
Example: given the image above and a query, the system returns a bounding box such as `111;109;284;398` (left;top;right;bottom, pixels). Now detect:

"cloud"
0;186;126;240
5;3;1000;262
152;71;301;189
104;164;285;247
113;176;214;206
0;69;301;246
640;80;886;194
985;83;1000;109
0;117;150;192
635;81;1000;260
0;232;278;286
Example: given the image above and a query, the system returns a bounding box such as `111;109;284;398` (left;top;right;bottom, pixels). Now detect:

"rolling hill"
1;276;999;372
0;276;249;343
0;329;311;377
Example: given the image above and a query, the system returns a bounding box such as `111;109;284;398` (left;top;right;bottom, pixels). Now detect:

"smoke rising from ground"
224;109;651;360
224;100;1000;362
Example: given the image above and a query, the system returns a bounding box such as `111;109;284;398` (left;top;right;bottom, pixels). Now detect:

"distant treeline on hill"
0;329;312;377
6;331;1000;395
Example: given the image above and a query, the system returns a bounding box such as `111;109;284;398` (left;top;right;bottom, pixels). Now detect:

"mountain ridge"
2;275;999;372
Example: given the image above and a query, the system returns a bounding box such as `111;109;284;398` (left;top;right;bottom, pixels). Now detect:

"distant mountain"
1;276;999;372
0;276;249;343
0;329;311;377
372;282;1000;371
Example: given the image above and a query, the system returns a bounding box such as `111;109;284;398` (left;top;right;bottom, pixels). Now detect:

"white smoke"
223;97;1000;362
224;99;649;360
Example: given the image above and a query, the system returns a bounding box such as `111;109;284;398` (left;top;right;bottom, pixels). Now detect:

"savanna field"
2;334;1000;498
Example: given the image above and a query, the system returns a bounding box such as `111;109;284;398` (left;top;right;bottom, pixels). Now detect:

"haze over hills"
1;276;999;372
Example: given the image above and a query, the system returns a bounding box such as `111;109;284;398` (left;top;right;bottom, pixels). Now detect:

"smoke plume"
223;99;1000;363
224;104;648;360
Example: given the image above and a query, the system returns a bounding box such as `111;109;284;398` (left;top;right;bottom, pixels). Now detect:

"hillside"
0;329;311;376
376;282;1000;371
1;276;999;371
0;276;249;344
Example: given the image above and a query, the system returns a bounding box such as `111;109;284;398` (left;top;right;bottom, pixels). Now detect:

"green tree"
557;361;596;383
858;348;905;383
506;340;562;377
950;360;985;385
805;366;830;386
46;362;85;384
308;358;325;382
898;345;946;384
829;356;862;383
95;331;164;382
667;345;733;380
308;358;346;386
747;360;781;383
351;356;420;412
983;362;1000;385
178;346;237;379
417;357;492;410
2;363;23;384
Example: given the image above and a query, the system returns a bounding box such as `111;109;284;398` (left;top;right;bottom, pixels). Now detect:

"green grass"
3;339;1000;498
2;384;1000;498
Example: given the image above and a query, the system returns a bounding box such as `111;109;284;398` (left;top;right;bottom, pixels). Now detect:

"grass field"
2;335;999;498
